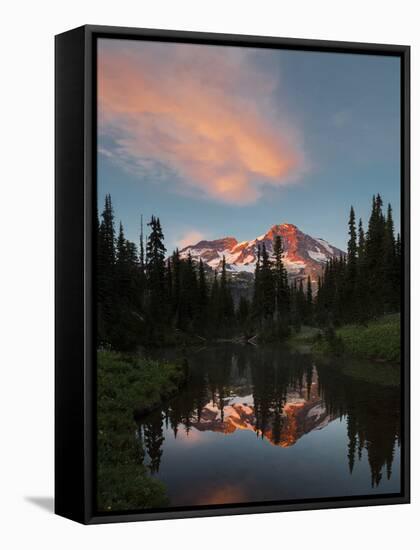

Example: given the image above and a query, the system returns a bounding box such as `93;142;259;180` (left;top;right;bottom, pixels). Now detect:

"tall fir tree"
295;279;306;330
344;206;358;322
260;243;275;320
252;245;263;320
146;216;167;339
166;258;173;313
139;214;145;269
306;276;313;324
209;270;220;330
273;235;289;323
358;218;365;257
383;203;398;312
354;217;368;322
219;256;234;323
365;194;386;316
197;258;208;329
171;249;181;323
179;251;199;329
97;194;116;345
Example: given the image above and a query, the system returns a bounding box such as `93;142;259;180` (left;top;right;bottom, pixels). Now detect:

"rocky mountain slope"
179;223;344;282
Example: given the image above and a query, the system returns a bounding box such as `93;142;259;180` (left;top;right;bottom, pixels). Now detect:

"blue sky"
98;40;400;252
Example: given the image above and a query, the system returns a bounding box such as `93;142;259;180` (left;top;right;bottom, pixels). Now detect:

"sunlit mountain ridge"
179;223;344;282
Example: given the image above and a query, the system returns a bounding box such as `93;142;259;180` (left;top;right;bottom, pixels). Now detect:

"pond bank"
97;351;188;512
287;315;400;364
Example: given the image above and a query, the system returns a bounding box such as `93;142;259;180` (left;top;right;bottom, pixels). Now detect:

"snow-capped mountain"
179;223;344;281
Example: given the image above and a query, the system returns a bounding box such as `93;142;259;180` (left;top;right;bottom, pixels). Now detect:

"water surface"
137;344;401;507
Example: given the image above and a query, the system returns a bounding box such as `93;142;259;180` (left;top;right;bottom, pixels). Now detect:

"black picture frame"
55;24;410;525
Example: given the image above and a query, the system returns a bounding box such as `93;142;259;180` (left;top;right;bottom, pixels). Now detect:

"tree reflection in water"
136;345;400;492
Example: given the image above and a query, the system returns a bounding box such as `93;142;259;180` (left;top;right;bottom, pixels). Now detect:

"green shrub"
336;315;400;363
315;315;400;364
97;351;186;511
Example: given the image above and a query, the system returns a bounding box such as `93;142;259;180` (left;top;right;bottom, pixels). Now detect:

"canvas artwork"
95;38;403;513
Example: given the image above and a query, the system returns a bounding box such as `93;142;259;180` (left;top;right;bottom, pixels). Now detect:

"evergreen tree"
306;276;313;325
237;296;250;326
358;218;365;258
289;280;298;330
146;216;167;340
126;241;138;265
171;249;181;323
316;256;346;326
395;233;402;303
336;255;347;323
139;214;145;270
315;275;323;325
109;220;143;349
138;214;146;305
260;243;275;320
344;206;358;322
197;258;208;330
101;194;116;267
252;245;263;320
97;194;116;345
347;206;357;267
209;270;220;330
383;203;398;312
219;256;234;323
315;194;400;327
96;203;105;343
273;235;289;323
354;218;368;323
365;194;386;316
296;278;306;327
116;222;127;264
178;251;198;330
166;258;173;313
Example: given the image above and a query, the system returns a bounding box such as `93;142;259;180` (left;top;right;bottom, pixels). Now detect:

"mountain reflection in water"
188;370;331;448
136;345;400;506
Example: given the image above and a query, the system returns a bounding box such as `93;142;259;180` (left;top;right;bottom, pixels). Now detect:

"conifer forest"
97;193;401;351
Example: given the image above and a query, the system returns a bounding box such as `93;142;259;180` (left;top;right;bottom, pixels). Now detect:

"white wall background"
0;1;417;548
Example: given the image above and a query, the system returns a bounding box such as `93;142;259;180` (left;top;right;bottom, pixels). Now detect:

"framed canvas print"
55;25;410;524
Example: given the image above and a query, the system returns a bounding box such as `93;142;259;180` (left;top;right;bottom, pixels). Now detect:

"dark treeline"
97;194;310;349
97;194;238;349
252;192;401;331
316;194;401;326
97;192;400;350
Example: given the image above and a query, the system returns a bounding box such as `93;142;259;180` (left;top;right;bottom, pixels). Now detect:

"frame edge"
55;25;88;525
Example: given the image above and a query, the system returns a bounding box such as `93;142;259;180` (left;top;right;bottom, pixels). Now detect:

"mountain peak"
264;223;299;240
278;222;298;229
178;223;344;280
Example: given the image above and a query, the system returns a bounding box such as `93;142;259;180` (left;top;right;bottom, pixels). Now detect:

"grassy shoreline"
97;350;188;512
331;315;400;364
288;315;400;364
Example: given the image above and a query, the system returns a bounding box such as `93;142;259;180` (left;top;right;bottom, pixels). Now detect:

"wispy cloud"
98;40;305;205
177;229;206;249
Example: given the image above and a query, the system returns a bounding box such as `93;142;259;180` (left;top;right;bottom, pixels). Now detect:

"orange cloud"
98;40;304;204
